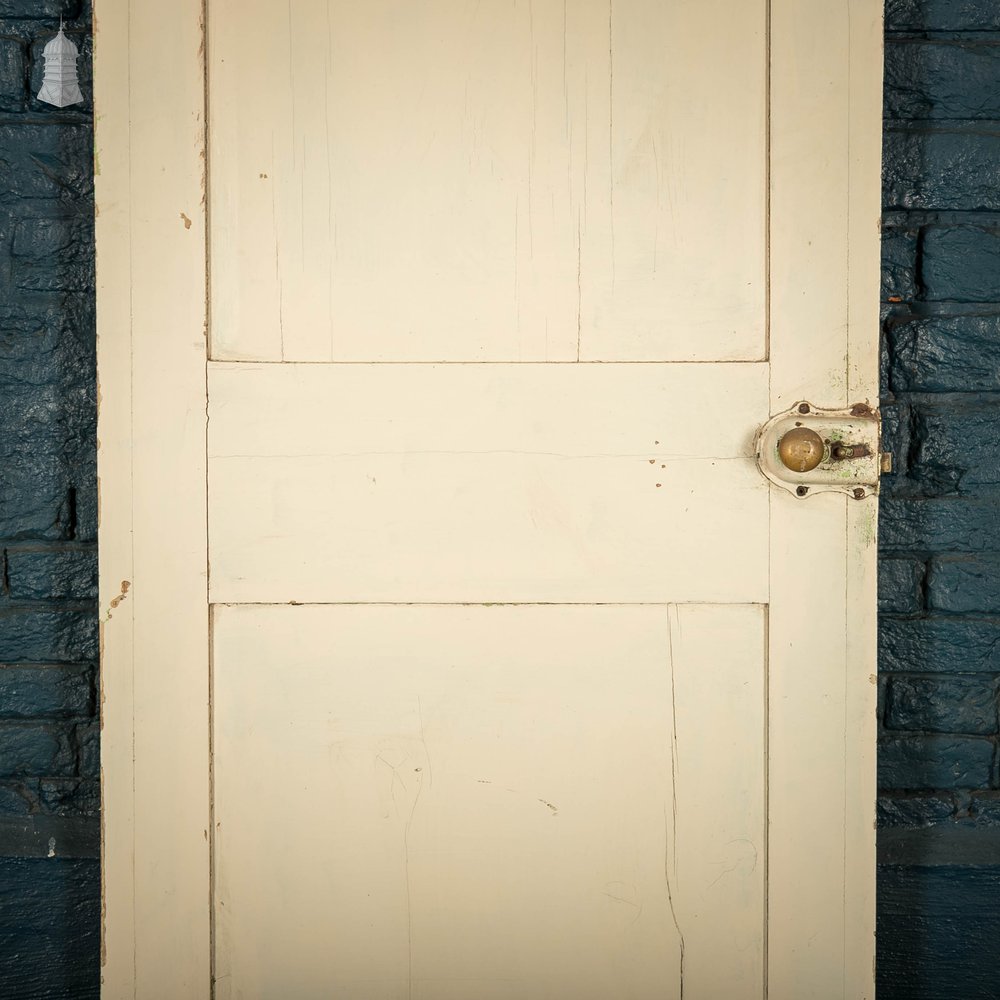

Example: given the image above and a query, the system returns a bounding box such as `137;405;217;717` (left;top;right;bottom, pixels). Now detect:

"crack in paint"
665;607;686;998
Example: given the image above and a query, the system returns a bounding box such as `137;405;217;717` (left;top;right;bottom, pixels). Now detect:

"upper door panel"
208;0;767;363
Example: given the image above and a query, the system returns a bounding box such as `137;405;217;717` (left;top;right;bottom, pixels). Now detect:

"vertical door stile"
768;1;881;997
768;0;852;990
844;1;885;995
93;2;136;993
96;0;212;997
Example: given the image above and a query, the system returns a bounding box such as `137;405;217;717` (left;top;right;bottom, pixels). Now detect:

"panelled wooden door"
95;2;883;998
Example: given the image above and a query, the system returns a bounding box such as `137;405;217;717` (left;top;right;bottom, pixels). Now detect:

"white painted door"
95;2;883;998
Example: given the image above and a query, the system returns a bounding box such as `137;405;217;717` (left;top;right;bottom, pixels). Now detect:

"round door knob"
778;427;825;473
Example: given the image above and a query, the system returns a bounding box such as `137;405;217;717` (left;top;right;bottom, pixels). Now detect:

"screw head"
796;485;809;497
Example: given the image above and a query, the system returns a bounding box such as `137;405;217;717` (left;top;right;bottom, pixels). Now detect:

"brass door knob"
777;427;825;473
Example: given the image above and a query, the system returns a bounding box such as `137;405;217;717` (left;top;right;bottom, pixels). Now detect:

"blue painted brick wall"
880;1;1000;996
0;1;98;997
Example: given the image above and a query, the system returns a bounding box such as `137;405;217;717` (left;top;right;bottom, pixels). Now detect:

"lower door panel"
212;603;765;1000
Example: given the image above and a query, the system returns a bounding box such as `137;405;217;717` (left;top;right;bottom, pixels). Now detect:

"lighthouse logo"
37;20;84;108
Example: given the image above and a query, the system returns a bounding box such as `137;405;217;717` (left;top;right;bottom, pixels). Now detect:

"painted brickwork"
0;0;98;996
879;1;1000;996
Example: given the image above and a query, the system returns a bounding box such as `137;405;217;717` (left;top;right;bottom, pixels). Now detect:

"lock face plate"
755;402;882;499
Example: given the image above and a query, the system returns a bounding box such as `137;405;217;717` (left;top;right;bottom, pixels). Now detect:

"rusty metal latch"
755;401;885;499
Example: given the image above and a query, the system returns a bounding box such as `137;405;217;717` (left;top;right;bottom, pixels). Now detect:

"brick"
0;383;65;457
921;226;1000;302
879;557;926;615
0;781;36;816
0;1;81;18
71;476;96;543
12;446;99;550
38;778;97;817
0;305;96;546
0;857;99;1000
0;301;94;382
878;866;1000;1000
878;734;994;789
9;215;93;261
0;724;73;777
888;314;1000;391
881;498;1000;552
884;129;1000;212
0;609;97;663
0;302;96;543
73;722;96;778
0;665;91;720
880;618;1000;674
877;792;958;827
11;217;77;259
909;399;1000;494
928;555;1000;614
879;309;893;398
10;216;94;293
886;0;1000;32
885;41;1000;121
6;548;96;600
881;226;918;301
885;675;999;734
0;778;97;819
970;791;1000;824
0;452;74;540
0;125;94;203
0;36;23;113
879;399;910;483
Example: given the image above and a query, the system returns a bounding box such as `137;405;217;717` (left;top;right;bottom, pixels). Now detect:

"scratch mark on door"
576;211;582;360
527;0;536;259
603;880;643;926
324;0;334;361
374;743;423;999
651;135;660;273
608;0;615;289
270;160;285;360
664;807;687;1000
406;698;433;998
666;606;680;874
665;606;686;996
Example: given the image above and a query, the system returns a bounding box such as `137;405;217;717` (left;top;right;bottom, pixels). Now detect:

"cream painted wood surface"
208;362;768;604
209;0;766;362
96;0;883;997
767;2;883;994
214;604;765;1000
94;0;210;996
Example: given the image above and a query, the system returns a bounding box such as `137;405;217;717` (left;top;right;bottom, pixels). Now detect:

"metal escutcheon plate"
755;401;882;499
